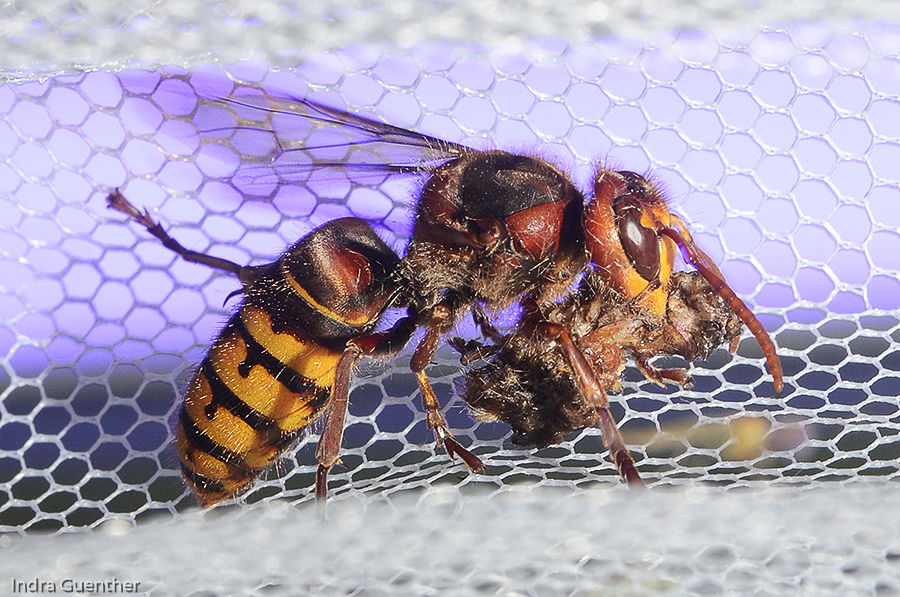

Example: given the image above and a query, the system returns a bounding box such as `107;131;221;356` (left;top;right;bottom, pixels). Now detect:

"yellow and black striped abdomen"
176;308;339;505
176;218;403;507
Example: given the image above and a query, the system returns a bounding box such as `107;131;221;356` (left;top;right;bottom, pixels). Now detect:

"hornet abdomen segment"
175;218;403;506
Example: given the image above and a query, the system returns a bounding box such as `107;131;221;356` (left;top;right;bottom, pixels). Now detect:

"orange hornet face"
585;169;678;316
585;169;784;394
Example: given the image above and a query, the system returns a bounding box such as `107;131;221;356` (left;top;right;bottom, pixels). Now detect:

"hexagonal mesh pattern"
3;22;900;536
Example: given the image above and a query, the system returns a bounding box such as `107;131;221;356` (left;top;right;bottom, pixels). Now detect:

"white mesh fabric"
1;17;899;570
6;485;900;596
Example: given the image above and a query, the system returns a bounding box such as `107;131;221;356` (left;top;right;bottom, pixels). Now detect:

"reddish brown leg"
106;189;258;286
530;312;643;487
410;305;485;474
315;317;418;501
633;353;693;389
315;346;359;502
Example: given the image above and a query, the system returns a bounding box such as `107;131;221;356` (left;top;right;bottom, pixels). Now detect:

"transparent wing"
139;71;475;197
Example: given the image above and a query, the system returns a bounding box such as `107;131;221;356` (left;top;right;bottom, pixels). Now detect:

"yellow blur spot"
721;417;771;461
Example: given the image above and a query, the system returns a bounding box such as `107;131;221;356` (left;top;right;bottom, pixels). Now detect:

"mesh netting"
3;22;900;544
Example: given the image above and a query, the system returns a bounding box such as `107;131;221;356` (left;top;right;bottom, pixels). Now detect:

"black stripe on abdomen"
179;407;249;471
230;315;331;412
180;462;227;495
201;358;282;435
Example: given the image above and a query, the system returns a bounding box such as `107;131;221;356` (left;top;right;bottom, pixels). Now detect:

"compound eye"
615;196;661;282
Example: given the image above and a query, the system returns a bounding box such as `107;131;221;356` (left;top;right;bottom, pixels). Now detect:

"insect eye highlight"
614;196;661;282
